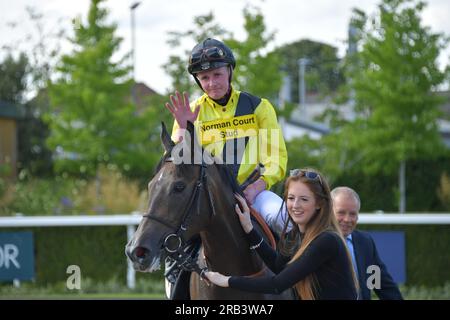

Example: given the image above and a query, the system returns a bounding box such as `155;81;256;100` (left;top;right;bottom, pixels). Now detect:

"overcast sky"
1;0;449;95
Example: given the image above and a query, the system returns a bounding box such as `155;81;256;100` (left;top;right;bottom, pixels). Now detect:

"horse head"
125;121;228;273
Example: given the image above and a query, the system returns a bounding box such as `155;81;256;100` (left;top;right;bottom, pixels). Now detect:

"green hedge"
358;224;450;286
1;224;449;287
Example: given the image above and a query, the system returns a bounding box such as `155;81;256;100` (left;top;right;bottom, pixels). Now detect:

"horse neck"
200;187;263;275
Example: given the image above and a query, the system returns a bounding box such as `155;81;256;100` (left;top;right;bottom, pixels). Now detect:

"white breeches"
252;190;291;235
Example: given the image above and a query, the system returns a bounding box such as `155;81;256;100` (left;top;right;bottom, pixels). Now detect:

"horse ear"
161;122;175;153
186;121;195;140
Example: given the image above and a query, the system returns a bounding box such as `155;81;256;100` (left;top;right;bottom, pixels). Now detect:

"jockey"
164;38;288;299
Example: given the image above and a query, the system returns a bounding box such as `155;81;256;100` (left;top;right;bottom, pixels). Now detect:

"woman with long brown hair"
206;168;358;299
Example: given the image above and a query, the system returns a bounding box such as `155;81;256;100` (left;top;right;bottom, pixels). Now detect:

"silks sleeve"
254;99;288;189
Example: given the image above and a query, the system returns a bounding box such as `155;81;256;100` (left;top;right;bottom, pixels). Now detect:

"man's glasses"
290;169;323;187
190;47;226;66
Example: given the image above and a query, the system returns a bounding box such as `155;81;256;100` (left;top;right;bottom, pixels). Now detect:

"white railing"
2;213;450;227
1;212;450;288
358;213;450;224
0;213;142;227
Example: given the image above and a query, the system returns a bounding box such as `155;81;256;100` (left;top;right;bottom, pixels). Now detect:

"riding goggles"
189;47;227;66
290;169;323;187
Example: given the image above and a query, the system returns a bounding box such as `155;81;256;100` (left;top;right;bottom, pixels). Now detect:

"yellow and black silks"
171;87;287;189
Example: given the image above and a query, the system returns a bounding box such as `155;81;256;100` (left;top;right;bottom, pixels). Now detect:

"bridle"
142;157;216;278
141;156;263;279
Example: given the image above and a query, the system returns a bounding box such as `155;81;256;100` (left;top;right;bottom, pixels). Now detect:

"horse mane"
216;164;244;197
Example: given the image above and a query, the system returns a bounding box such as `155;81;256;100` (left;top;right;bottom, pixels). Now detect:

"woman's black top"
229;229;357;300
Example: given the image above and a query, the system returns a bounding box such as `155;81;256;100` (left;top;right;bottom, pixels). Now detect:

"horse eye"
173;182;186;193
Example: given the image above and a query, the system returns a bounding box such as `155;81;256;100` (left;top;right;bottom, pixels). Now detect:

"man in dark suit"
331;187;403;300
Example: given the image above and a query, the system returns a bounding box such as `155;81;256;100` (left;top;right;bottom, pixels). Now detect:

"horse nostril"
134;247;148;258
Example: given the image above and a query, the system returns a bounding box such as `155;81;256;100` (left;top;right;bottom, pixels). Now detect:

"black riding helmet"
188;38;236;91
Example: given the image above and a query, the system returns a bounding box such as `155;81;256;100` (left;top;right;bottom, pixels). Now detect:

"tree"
334;0;449;211
0;54;28;103
2;6;66;98
0;54;52;178
276;39;344;103
2;7;69;178
0;54;28;186
163;12;229;96
46;0;153;180
19;90;54;177
225;5;282;99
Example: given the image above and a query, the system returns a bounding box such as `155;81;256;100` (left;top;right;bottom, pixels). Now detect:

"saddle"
249;207;278;250
243;163;279;250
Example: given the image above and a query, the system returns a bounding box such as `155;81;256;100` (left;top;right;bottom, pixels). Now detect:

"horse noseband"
163;233;182;253
163;234;207;278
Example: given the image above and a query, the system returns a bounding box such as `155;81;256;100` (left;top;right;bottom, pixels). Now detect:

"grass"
1;293;166;300
399;282;450;300
0;277;166;300
2;280;450;300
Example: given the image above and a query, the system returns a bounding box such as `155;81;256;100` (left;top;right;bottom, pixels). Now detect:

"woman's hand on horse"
205;271;230;288
234;193;253;234
164;91;200;129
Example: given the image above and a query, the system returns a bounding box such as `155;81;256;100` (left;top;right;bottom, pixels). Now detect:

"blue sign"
367;231;406;284
0;232;35;281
